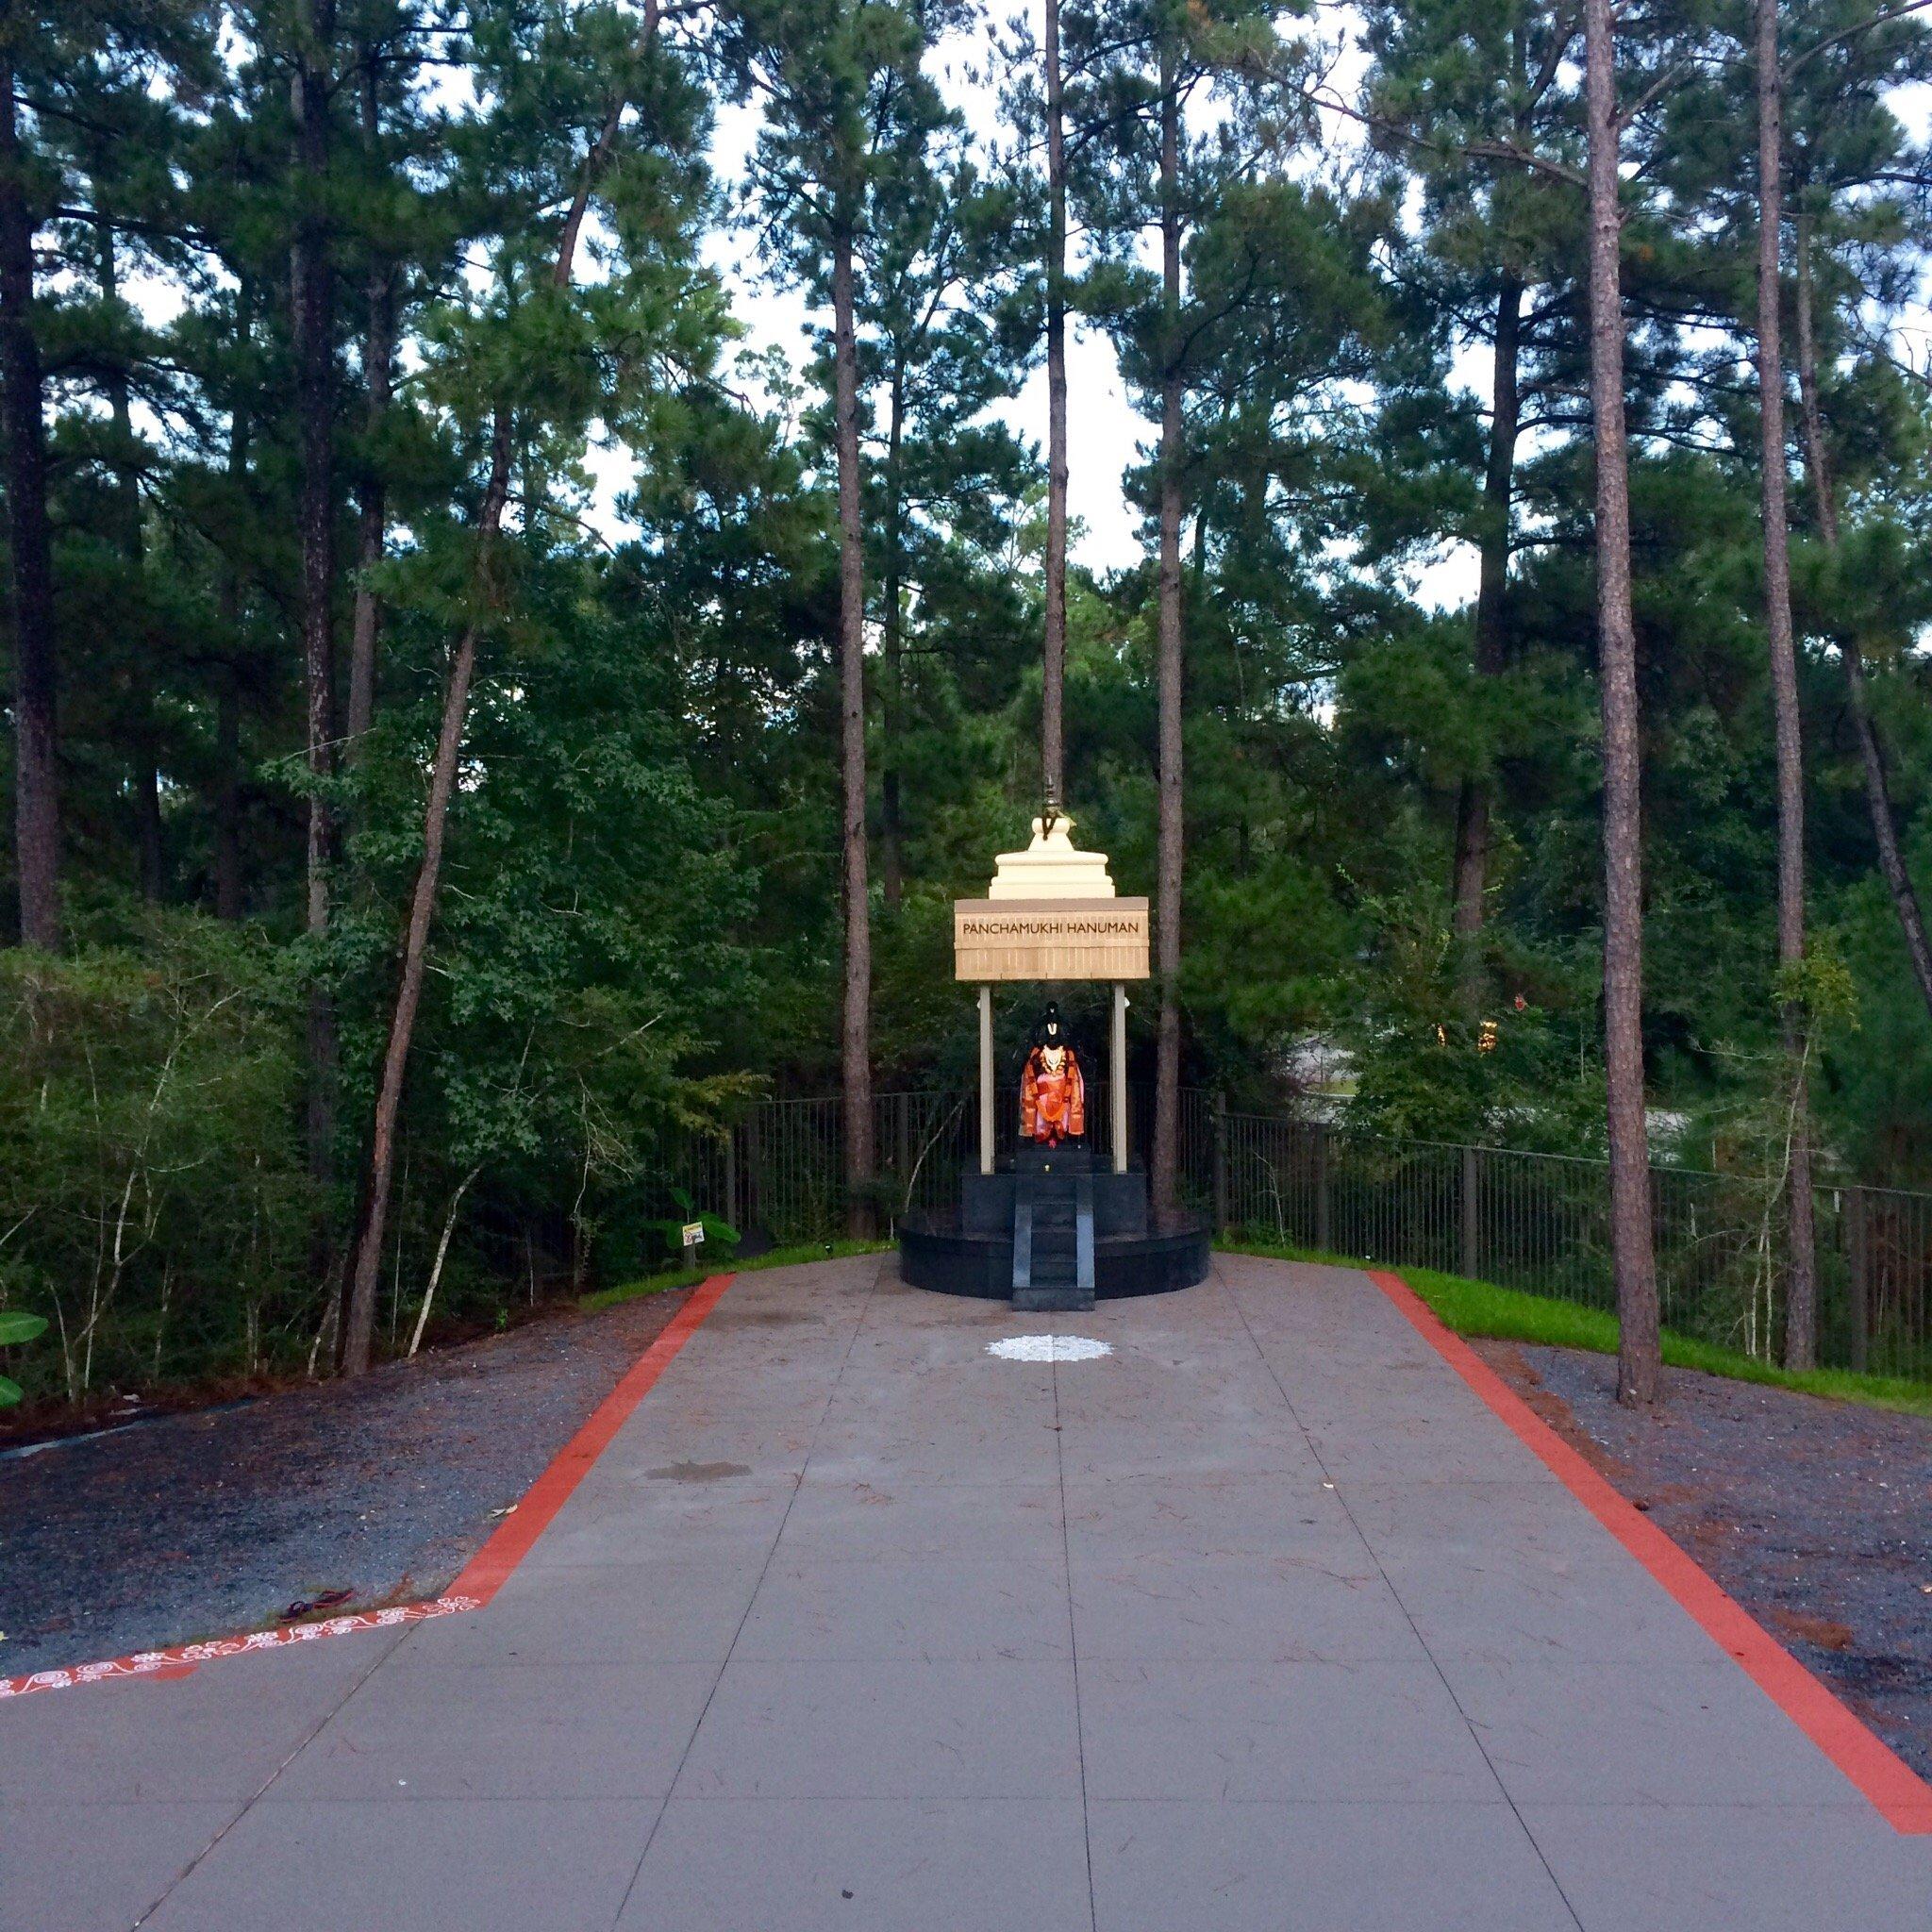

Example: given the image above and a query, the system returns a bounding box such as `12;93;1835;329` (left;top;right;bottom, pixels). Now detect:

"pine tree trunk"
1150;55;1184;1224
1755;0;1817;1370
0;40;59;950
341;408;513;1375
214;665;242;919
347;46;391;752
1041;0;1068;808
1451;273;1522;1009
1585;0;1659;1406
831;209;875;1236
341;15;658;1371
1794;216;1932;1024
94;212;166;903
136;764;163;900
880;364;904;913
214;306;253;922
291;0;340;1294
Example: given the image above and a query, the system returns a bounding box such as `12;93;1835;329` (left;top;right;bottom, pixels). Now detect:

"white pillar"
979;985;994;1175
1112;982;1128;1174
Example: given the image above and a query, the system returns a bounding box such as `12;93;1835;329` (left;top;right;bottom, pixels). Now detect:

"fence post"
1460;1143;1480;1280
1314;1124;1331;1253
744;1107;762;1240
1848;1186;1870;1374
1212;1093;1229;1237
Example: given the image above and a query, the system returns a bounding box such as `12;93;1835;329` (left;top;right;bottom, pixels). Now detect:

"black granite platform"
900;1151;1210;1305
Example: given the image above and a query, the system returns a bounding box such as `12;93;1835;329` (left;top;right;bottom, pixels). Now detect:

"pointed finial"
1041;778;1061;838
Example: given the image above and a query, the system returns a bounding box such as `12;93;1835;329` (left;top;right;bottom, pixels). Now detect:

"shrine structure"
898;812;1210;1309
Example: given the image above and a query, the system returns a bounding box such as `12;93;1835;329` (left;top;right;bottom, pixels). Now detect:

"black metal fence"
1207;1104;1932;1381
651;1088;1932;1384
658;1083;1137;1245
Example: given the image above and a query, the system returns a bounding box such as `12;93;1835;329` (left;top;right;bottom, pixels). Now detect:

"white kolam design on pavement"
986;1334;1112;1363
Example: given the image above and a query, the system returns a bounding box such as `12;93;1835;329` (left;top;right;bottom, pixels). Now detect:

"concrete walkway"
7;1254;1930;1931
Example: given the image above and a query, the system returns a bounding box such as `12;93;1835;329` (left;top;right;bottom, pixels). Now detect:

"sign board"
954;897;1150;982
680;1221;705;1249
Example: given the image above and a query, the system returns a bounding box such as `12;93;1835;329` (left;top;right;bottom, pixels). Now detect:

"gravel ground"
1476;1338;1932;1779
0;1288;688;1677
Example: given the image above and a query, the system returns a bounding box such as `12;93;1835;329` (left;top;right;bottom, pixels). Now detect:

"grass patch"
1225;1237;1932;1418
579;1238;892;1312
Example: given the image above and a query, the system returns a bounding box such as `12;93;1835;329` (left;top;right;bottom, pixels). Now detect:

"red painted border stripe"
448;1271;734;1603
0;1273;734;1701
1367;1268;1932;1835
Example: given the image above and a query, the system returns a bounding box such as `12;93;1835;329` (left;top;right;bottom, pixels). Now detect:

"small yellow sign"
681;1221;705;1248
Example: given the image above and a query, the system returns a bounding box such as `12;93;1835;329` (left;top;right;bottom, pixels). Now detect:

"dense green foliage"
7;0;1932;1404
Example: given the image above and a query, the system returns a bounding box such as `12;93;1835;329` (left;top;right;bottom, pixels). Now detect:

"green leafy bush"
0;1310;47;1406
641;1211;741;1269
0;915;314;1404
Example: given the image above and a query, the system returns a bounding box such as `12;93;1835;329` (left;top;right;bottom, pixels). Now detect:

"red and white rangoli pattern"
0;1594;480;1701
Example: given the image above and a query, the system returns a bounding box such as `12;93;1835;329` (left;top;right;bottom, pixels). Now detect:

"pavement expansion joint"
11;1253;1932;1932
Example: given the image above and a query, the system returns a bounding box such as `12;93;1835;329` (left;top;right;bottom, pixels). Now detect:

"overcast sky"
137;9;1932;618
583;73;1179;587
576;9;1486;608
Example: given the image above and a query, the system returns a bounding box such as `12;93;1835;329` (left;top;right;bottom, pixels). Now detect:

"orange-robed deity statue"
1020;1004;1086;1146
